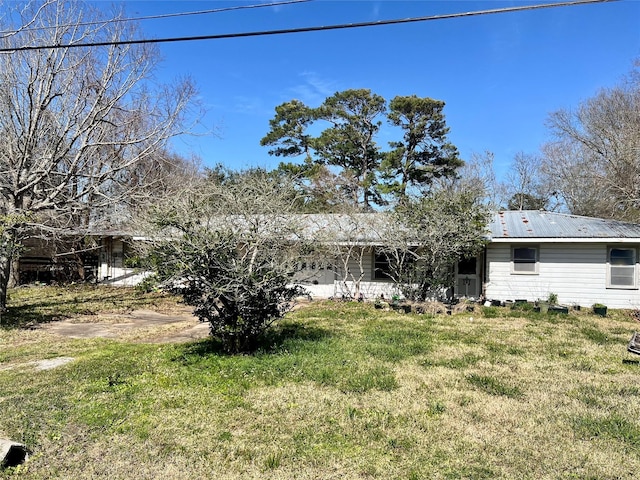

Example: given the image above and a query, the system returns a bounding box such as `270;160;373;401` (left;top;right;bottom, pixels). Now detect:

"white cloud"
231;95;266;115
370;1;381;19
288;71;337;105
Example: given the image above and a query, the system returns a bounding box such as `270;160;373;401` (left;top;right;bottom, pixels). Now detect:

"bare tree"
539;140;608;216
309;212;384;299
382;187;489;301
503;152;549;210
455;150;505;210
0;1;200;312
541;62;640;220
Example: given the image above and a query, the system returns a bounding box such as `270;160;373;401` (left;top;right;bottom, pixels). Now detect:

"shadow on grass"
622;358;640;365
0;302;73;328
178;321;332;357
0;285;176;329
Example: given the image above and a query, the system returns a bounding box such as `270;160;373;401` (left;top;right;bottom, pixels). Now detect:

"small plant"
511;300;533;312
592;303;608;317
547;293;558;305
482;306;500;318
263;451;282;470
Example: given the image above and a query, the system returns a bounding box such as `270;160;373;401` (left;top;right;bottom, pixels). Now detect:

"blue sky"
113;0;639;180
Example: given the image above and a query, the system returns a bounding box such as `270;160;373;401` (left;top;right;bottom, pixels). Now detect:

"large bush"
142;170;307;353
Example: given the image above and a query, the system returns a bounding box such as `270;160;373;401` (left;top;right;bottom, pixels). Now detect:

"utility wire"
0;0;619;53
0;0;311;36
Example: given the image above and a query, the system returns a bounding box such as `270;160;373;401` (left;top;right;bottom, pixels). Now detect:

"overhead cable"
0;0;311;35
0;0;619;53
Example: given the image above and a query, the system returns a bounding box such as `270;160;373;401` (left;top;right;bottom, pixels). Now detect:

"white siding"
485;243;640;309
311;247;398;299
99;238;152;287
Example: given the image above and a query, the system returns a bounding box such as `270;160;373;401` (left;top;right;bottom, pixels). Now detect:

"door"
456;257;480;299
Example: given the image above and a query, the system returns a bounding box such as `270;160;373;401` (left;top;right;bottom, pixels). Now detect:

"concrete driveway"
36;307;210;343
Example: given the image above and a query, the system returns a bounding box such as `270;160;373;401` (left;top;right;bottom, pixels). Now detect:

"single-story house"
89;210;640;309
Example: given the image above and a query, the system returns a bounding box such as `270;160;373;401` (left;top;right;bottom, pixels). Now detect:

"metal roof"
489;210;640;241
89;211;640;244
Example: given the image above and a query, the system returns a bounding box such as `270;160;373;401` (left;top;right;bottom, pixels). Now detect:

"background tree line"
0;0;200;311
494;60;640;220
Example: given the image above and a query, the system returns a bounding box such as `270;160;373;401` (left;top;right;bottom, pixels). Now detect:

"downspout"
482;244;488;300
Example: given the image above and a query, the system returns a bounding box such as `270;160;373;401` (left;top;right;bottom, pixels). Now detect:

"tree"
455;150;505;210
260;99;317;159
274;161;351;213
541;62;640;220
261;90;461;209
0;1;198;312
381;95;463;200
503;152;549;211
539;140;608;217
314;89;386;209
507;193;547;211
380;187;489;301
140;170;307;353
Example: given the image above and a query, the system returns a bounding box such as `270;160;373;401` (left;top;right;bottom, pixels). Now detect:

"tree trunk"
0;245;13;313
0;226;18;312
8;257;19;288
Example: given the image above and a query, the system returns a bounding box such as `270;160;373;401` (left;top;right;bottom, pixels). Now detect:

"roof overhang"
489;237;640;244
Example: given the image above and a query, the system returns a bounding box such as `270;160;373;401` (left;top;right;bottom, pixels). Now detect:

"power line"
0;0;619;53
0;0;311;36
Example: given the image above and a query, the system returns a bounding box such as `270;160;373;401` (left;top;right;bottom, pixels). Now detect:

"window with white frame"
608;247;637;288
512;246;538;274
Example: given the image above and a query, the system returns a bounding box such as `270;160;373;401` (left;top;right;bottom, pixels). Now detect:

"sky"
104;0;639;180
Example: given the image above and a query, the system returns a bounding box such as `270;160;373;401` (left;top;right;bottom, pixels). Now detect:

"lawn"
1;286;639;479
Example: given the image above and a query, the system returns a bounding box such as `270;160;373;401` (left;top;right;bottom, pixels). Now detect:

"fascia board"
489;237;640;244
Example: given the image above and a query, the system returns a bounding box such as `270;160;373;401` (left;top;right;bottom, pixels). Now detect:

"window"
512;246;538;274
373;249;392;280
457;257;477;276
608;247;637;288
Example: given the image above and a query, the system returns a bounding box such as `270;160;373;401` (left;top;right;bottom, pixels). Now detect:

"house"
482;210;640;309
95;214;403;298
16;236;99;284
95;233;152;287
94;210;640;309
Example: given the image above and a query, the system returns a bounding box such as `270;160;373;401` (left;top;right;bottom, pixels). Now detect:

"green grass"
1;289;640;479
466;373;524;398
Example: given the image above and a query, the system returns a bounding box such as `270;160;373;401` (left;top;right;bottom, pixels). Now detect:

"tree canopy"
261;89;463;210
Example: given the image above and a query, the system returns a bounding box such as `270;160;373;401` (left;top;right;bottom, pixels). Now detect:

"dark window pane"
610;248;634;266
374;250;391;280
458;258;477;275
514;247;536;262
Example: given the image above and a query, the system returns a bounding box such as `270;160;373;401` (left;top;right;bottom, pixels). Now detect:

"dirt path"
36;307;210;343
